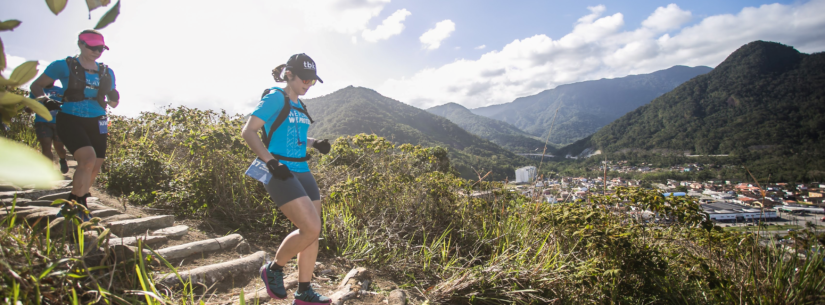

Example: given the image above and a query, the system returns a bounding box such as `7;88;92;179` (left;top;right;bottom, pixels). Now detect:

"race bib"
98;117;108;134
245;158;272;184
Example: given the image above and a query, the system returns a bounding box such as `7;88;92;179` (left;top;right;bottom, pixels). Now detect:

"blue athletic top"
44;58;116;118
29;86;64;123
251;87;311;173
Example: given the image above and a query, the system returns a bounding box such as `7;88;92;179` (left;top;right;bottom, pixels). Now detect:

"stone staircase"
1;183;407;305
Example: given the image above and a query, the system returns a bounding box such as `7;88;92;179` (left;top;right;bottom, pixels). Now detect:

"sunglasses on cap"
83;42;106;52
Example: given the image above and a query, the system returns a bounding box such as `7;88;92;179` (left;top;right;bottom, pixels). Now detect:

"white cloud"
642;4;692;32
281;0;392;34
381;0;825;109
475;45;486;50
362;9;411;42
419;20;456;50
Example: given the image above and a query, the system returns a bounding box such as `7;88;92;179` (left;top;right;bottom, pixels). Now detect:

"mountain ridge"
426;102;552;153
470;65;713;145
303;86;532;180
557;41;825;180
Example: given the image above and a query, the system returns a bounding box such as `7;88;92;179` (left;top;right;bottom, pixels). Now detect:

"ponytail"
272;64;287;82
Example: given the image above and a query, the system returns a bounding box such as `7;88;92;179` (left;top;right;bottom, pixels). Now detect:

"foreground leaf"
0;92;25;105
0;20;22;32
0;37;6;71
21;96;53;121
0;137;63;189
45;0;68;15
9;61;39;85
94;1;121;30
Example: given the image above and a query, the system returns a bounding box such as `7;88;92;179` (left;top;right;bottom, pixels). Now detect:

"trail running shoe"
59;158;69;174
293;286;331;304
260;261;287;299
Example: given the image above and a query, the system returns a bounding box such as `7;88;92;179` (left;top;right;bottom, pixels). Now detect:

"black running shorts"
34;122;60;141
264;171;321;207
56;112;108;158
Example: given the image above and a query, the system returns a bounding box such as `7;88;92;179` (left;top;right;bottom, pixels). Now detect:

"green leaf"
0;20;22;32
45;0;68;15
0;137;63;189
94;1;121;30
21;96;52;121
9;61;39;85
0;37;6;71
0;92;25;105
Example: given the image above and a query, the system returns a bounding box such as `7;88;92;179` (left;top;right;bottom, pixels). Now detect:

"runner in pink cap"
29;29;119;221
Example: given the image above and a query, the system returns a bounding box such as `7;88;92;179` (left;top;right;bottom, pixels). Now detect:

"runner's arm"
242;115;276;163
30;74;55;98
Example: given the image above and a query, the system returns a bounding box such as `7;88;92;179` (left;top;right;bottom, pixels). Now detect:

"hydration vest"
259;88;314;162
62;57;119;109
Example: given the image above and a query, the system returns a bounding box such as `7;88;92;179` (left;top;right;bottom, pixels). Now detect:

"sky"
3;0;825;117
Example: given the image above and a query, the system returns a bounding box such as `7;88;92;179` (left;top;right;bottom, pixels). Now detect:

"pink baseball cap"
79;33;109;50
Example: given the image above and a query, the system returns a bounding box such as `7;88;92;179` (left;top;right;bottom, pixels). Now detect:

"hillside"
559;41;825;179
471;65;712;145
426;102;551;153
304;86;532;180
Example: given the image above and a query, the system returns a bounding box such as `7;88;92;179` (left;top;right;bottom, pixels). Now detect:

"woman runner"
241;53;332;304
30;29;118;215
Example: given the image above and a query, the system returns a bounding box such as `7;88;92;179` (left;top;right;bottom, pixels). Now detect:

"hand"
107;100;119;108
37;97;62;111
313;139;331;154
266;159;293;180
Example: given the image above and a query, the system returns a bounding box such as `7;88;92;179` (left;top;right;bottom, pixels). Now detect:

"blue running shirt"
251;87;311;173
30;86;64;123
43;58;116;118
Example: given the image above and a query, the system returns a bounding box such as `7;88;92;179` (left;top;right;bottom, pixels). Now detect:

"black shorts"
34;122;61;142
56;112;108;158
264;171;321;207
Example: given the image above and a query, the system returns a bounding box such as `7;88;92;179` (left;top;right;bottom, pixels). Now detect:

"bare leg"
71;147;96;196
89;158;105;188
273;196;321;276
53;139;67;159
296;199;322;282
39;137;54;161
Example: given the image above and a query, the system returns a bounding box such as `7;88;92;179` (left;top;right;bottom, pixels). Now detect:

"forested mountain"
471;65;712;145
426;102;551;153
558;41;825;180
304;86;532;180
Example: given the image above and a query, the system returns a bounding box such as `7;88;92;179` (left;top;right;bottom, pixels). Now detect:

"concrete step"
151;225;189;238
155;251;266;288
108;215;175;237
0;187;73;200
101;214;135;224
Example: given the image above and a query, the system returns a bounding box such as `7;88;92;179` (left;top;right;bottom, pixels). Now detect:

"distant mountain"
471;65;713;145
426;102;552;153
304;86;532;180
558;41;825;179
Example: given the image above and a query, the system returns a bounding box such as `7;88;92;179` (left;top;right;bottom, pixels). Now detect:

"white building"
515;166;536;183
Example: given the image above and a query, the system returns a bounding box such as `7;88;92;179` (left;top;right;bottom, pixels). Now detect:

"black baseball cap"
285;53;323;83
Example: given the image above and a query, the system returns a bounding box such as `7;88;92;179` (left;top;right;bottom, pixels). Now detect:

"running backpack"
258;88;314;162
63;56;119;109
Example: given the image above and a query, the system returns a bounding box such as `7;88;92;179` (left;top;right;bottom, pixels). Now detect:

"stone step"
108;215;175;237
91;209;121;218
101;214;135;224
0;187;72;200
108;235;168;247
155;251;266;288
151;225;189;238
156;234;244;261
38;191;72;201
